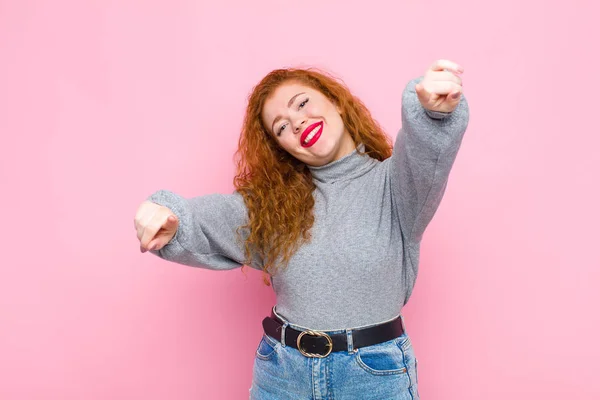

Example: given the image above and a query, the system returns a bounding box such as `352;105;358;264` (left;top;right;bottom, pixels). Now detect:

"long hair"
234;68;393;285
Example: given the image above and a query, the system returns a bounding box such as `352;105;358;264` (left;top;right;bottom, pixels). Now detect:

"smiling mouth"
301;122;323;148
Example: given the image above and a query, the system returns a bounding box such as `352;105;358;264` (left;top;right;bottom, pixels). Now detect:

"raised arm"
390;62;470;244
142;190;261;270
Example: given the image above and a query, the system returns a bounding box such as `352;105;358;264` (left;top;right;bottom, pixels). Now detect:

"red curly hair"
234;68;393;285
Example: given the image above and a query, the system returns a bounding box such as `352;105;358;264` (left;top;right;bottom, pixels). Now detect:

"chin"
294;137;340;165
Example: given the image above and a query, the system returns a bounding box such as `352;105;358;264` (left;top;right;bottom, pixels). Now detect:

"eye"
277;123;287;136
299;98;309;109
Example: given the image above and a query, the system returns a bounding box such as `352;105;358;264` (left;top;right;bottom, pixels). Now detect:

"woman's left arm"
390;59;470;244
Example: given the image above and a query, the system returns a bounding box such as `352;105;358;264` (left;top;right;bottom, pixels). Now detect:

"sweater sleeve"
389;77;470;244
145;190;262;271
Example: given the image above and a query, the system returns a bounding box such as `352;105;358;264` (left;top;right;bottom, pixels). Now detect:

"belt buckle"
297;330;333;358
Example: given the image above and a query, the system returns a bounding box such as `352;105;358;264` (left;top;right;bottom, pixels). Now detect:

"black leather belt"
262;310;404;358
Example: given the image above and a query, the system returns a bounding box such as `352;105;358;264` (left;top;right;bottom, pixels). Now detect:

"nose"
293;118;307;134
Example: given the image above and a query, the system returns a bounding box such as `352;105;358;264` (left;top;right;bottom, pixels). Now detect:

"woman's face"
261;81;356;167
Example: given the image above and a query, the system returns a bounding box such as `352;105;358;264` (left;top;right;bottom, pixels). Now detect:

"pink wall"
1;0;599;398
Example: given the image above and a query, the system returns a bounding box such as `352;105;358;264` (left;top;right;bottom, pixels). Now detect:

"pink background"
1;0;599;398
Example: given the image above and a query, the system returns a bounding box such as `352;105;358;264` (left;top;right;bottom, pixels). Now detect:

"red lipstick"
300;121;323;148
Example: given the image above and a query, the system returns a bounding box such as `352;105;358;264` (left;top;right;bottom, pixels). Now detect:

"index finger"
430;59;464;74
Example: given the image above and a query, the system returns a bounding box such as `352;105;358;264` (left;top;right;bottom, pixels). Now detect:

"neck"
307;143;378;183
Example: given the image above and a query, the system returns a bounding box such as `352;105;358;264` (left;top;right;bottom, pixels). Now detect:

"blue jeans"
249;313;420;400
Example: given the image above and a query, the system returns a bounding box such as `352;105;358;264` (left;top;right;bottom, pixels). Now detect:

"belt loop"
345;328;354;354
280;322;289;347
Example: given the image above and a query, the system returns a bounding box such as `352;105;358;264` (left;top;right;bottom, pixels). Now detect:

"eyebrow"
270;92;306;133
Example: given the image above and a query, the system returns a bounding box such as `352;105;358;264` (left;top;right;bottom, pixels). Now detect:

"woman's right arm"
136;190;261;271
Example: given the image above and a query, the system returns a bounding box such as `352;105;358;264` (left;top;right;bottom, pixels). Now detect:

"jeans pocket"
255;334;280;361
354;336;411;376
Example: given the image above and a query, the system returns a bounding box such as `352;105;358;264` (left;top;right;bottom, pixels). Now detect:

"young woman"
134;59;469;399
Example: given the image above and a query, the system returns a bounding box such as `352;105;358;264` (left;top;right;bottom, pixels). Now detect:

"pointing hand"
415;59;464;113
134;201;179;253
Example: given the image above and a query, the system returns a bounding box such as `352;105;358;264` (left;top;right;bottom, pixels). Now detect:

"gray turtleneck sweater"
147;77;469;330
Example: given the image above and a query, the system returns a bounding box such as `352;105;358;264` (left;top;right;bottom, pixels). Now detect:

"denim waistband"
270;305;406;351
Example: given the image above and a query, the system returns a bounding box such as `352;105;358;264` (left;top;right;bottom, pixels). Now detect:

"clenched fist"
134;201;179;253
416;59;464;114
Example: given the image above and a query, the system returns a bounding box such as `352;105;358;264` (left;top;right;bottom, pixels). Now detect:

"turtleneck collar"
307;143;378;183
